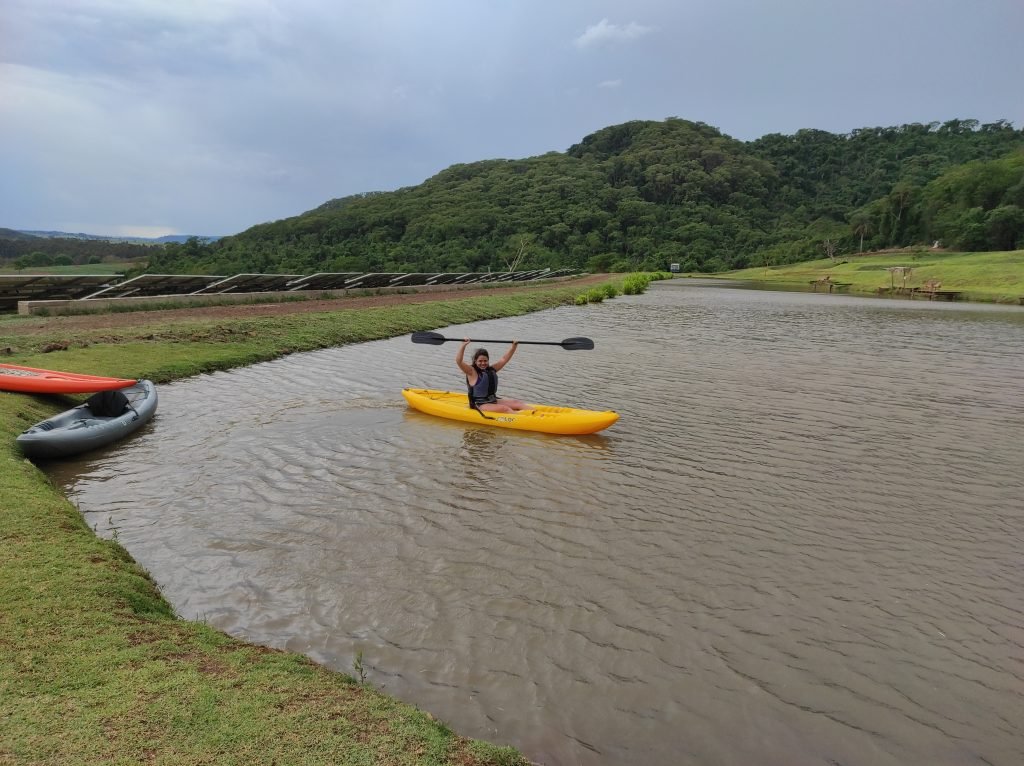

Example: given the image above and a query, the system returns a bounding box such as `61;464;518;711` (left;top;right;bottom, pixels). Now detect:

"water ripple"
52;284;1024;766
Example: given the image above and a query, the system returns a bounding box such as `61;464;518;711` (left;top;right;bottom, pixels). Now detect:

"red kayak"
0;363;137;394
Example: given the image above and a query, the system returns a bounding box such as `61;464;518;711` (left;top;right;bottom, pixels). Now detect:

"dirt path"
7;275;611;335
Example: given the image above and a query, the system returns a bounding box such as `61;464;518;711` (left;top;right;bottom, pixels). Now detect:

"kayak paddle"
411;331;594;350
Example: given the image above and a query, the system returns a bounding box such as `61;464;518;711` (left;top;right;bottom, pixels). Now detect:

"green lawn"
0;262;140;276
703;249;1024;303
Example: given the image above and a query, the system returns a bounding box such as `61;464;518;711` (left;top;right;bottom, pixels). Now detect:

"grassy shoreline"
697;248;1024;304
1;283;613;766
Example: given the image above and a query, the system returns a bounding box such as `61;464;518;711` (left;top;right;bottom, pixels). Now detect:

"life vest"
467;367;497;406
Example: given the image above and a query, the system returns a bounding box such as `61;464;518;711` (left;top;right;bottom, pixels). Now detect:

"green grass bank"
0;262;138;276
698;248;1024;304
1;282;620;766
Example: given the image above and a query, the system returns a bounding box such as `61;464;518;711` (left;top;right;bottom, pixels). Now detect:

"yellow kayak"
402;388;619;435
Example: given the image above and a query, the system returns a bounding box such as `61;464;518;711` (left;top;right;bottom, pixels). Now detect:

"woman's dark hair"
472;348;489;362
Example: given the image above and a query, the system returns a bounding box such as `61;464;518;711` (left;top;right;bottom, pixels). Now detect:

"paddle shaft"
411;331;593;350
461;339;562;346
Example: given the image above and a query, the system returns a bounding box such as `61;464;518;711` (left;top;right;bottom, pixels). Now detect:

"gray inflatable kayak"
17;380;158;459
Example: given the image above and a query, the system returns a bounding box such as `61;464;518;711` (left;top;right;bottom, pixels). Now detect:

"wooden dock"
876;286;963;301
809;277;852;293
914;288;963;301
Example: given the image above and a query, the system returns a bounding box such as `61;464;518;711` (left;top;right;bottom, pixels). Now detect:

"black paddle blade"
561;337;595;350
411;331;447;345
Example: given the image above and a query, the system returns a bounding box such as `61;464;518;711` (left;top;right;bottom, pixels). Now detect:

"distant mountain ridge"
12;230;221;244
0;227;39;241
0;228;221;265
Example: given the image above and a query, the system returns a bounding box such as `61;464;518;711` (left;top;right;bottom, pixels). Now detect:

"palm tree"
849;212;874;253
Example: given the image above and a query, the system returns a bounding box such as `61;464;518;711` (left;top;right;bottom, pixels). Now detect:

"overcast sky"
2;0;1022;238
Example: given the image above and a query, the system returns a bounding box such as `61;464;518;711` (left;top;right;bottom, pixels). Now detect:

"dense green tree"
949;208;989;251
13;251;59;269
133;117;1024;276
0;237;155;265
985;205;1024;250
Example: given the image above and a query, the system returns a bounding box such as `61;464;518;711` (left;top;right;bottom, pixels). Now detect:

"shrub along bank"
1;282;633;766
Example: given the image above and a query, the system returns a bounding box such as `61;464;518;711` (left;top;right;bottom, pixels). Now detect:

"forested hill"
149;117;1024;275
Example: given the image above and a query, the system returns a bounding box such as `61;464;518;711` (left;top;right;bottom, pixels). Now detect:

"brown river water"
51;281;1024;766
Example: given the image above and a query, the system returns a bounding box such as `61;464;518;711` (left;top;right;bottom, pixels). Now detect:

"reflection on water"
51;282;1024;766
458;427;505;482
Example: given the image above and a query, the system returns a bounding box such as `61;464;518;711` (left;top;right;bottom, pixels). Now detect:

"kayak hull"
17;380;158;459
402;388;618;435
0;363;136;394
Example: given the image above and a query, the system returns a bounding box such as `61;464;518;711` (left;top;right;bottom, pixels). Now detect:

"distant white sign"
669;263;680;272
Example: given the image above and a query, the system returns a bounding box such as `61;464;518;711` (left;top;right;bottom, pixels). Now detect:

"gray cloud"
1;0;1022;237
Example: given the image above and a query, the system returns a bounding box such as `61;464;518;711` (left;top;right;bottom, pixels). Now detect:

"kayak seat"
85;389;130;417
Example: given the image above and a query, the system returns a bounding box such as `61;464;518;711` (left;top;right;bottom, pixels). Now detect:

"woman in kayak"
456;338;530;413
